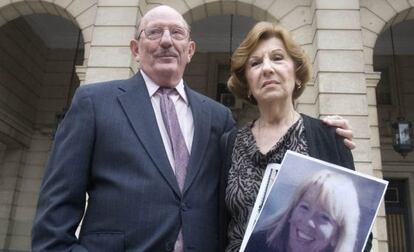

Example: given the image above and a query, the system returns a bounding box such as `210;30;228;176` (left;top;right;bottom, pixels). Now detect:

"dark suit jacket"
32;73;235;252
218;114;372;252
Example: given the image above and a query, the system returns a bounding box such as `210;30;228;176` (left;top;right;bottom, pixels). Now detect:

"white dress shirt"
141;70;194;173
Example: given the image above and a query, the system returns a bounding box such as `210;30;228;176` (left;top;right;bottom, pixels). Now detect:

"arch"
0;0;98;63
183;1;278;24
137;0;314;51
360;0;414;72
188;1;314;51
139;0;312;33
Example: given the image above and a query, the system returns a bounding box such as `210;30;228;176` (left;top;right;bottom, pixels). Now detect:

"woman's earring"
295;81;302;90
248;90;252;99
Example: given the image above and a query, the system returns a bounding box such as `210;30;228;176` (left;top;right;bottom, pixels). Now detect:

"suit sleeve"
31;86;95;252
224;107;236;132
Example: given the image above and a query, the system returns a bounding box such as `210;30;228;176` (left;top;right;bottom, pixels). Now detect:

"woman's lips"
297;229;314;242
262;80;280;86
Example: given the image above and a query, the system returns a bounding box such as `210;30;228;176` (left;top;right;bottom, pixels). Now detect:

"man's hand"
322;115;355;150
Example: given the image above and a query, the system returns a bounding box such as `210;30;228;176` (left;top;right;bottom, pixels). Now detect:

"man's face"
130;7;195;87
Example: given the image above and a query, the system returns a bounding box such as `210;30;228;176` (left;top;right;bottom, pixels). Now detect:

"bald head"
135;5;190;39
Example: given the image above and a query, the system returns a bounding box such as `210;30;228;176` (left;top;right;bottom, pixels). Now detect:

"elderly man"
32;5;354;252
32;5;234;252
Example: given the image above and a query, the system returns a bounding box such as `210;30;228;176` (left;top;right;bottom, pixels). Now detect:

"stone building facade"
0;0;413;251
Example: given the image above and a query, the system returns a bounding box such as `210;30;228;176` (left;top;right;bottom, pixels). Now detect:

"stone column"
0;142;8;249
0;148;25;250
313;0;386;250
84;0;140;84
366;71;389;251
76;65;87;85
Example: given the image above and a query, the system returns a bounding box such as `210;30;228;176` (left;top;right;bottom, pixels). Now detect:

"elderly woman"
245;170;360;252
219;22;372;252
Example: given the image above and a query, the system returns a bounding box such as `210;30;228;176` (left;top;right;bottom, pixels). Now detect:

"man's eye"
172;28;185;35
147;28;162;35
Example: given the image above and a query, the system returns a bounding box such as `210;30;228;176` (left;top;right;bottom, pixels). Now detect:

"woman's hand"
322;115;355;150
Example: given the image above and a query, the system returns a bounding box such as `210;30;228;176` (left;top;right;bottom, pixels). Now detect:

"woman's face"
287;188;339;252
245;37;296;104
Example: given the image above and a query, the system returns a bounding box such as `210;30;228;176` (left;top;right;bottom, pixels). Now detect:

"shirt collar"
141;70;189;105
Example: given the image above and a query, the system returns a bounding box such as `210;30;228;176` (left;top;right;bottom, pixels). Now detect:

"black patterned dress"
224;117;309;252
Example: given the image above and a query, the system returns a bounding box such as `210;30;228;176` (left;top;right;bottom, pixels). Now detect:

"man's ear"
187;40;196;63
130;39;140;60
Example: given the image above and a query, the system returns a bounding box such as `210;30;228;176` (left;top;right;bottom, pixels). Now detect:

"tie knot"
158;87;175;96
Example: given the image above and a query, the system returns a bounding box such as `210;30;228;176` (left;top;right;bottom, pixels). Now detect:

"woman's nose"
307;217;316;228
262;58;274;75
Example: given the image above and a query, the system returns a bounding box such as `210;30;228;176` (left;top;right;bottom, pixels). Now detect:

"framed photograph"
241;151;388;252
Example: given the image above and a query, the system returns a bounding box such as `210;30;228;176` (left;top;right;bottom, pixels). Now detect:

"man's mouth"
156;51;178;58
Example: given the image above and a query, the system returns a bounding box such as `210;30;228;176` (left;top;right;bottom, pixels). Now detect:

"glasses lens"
145;27;163;40
170;27;188;40
144;26;188;40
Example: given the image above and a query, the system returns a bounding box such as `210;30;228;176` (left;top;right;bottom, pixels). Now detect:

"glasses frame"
137;25;190;41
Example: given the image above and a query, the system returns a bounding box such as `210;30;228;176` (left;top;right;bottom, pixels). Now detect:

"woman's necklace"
256;110;299;154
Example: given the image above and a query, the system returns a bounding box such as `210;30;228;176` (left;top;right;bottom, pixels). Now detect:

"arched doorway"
184;14;256;124
0;1;90;250
373;17;414;252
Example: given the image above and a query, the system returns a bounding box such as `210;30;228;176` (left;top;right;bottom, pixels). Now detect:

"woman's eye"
271;54;283;61
250;61;260;67
299;203;309;211
320;213;332;222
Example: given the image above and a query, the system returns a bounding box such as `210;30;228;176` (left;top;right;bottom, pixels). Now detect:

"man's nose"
160;29;173;47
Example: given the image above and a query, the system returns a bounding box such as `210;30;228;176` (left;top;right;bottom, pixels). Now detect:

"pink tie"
158;88;189;252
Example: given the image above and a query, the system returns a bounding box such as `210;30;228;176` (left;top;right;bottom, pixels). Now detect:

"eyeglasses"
138;26;190;41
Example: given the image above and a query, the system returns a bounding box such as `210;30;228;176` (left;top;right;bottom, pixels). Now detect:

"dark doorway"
384;178;412;252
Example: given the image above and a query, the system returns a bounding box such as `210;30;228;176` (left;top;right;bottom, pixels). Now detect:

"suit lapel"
117;73;181;196
183;86;211;194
